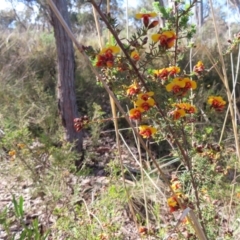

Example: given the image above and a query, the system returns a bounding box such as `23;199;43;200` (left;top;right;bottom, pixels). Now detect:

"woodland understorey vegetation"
1;0;240;239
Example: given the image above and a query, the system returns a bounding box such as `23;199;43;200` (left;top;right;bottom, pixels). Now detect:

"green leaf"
147;68;154;74
152;2;161;13
152;2;171;19
43;230;51;240
12;195;24;220
106;35;116;46
205;127;213;135
19;229;27;240
12;195;20;218
19;196;24;218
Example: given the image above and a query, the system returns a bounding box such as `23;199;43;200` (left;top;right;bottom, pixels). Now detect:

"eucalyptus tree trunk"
230;0;240;17
50;0;83;153
155;0;165;27
194;0;204;28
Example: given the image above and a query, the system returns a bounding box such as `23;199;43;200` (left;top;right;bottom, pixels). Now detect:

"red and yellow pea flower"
153;68;169;80
207;96;226;111
167;193;188;213
138;92;154;101
126;82;141;96
153;66;180;80
152;31;176;49
183;78;197;90
170;109;186;120
128;91;156;120
170;102;197;120
100;46;120;55
8;150;16;157
135;12;157;19
17;143;25;149
173;102;197;114
193;61;204;74
8;149;16;161
130;50;140;61
135;98;155;111
129;108;144;121
135;12;157;28
95;45;120;68
167;66;181;77
166;77;185;93
139;125;157;138
182;217;189;225
167;195;180;213
166;77;197;96
134;92;155;111
171;180;182;192
171;177;182;192
147;20;159;30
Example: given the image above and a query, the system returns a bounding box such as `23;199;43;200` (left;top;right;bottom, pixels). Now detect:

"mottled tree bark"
50;0;83;153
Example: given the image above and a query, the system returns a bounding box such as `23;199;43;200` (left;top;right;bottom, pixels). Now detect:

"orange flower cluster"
153;66;180;80
166;77;197;96
207;96;226;112
8;149;16;161
167;177;188;213
194;142;221;162
152;31;176;49
17;143;25;149
128;91;157;138
74;116;90;132
167;194;181;213
174;103;197;114
95;46;120;68
169;103;197;120
135;92;155;111
128;92;155;121
193;61;204;75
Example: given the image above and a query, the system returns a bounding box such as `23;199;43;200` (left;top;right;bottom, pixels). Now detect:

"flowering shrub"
72;1;236;238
